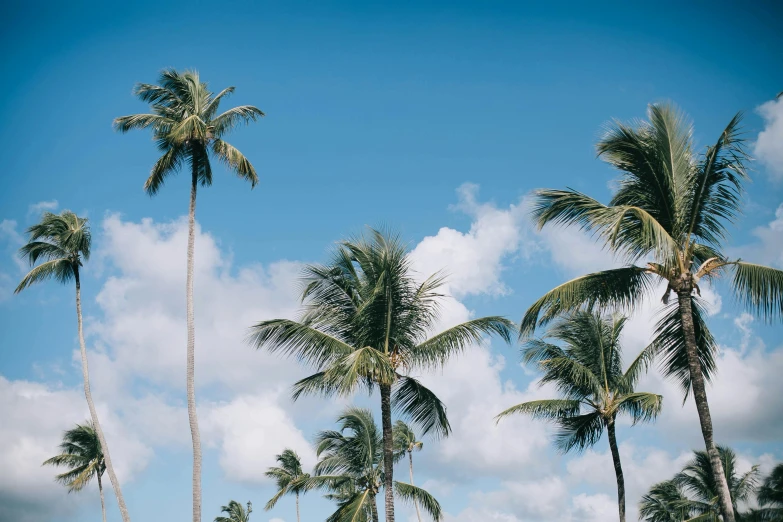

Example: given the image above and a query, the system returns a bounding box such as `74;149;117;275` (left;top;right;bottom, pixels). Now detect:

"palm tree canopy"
15;211;90;293
42;421;104;492
114;68;264;195
214;500;252;522
248;227;514;438
301;408;442;522
264;448;310;510
520;103;783;396
393;420;423;462
757;463;783;508
497;311;662;453
639;446;760;521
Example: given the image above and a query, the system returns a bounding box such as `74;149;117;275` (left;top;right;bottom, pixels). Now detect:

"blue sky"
1;1;783;521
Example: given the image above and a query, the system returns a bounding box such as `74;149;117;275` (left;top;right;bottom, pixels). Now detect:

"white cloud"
27;200;59;219
731;202;783;268
754;98;783;180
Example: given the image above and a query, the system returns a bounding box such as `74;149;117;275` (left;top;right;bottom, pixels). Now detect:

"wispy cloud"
26;200;58;220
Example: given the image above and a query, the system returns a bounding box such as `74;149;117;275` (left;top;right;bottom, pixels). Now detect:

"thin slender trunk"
380;384;395;522
74;269;131;522
98;471;107;522
370;494;379;522
409;452;422;522
296;491;300;522
187;168;202;522
606;416;626;522
678;291;735;522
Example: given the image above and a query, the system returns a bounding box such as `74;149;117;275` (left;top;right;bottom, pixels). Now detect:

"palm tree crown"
15;211;90;293
114;68;263;195
43;421;104;492
393;420;423;461
214;500;252;522
264;448;310;521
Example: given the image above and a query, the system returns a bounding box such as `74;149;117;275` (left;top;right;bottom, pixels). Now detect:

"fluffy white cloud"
27;200;59;219
731;202;783;268
754;98;783;180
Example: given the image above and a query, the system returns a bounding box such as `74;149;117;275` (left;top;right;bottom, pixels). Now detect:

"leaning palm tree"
214;501;252;522
248;228;513;521
16;212;131;522
497;311;662;522
639;446;759;521
43;422;109;522
114;68;263;522
264;449;310;522
519;104;783;522
303;407;442;522
393;421;424;522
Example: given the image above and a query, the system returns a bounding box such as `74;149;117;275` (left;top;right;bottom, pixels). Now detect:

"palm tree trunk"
98;471;107;522
296;491;300;522
380;384;395;522
370;494;379;522
409;451;422;522
606;416;626;522
677;291;735;522
74;269;131;522
187;168;202;522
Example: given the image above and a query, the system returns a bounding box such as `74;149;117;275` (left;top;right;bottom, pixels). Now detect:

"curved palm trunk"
187;169;203;522
296;492;300;522
74;269;131;522
370;494;379;522
98;471;107;522
606;416;626;522
380;384;395;522
409;452;422;522
677;291;735;522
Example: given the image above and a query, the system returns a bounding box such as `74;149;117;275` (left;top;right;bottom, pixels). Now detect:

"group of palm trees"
15;68;783;522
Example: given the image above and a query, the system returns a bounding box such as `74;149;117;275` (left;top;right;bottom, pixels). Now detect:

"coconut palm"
214;501;252;522
16;211;131;522
248;228;513;521
639;446;759;521
750;463;783;521
265;449;310;522
393;421;424;522
519;104;783;522
114;68;263;522
303;407;442;522
497;311;661;522
43;422;109;522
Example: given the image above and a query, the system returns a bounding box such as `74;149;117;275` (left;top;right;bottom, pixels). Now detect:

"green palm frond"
731;262;783;322
392;376;450;438
248;319;353;369
495;399;581;422
615;392;663;424
757;463;783;508
211;106;265;136
15;258;75;292
211;139;258;186
214;500;252;522
639;480;694;522
394;481;443;521
554;410;604;453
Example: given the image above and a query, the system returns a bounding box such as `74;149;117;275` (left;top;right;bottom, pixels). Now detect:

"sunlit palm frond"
495;399;581;423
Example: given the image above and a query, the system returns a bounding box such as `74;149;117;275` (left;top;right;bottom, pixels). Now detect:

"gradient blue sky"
2;1;783;521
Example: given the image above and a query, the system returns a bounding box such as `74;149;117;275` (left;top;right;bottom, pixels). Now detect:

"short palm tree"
114;68;263;522
264;449;310;522
16;211;131;522
639;446;759;521
304;407;442;522
248;228;513;522
519;104;783;522
43;422;109;522
393;421;424;522
214;500;252;522
498;311;661;522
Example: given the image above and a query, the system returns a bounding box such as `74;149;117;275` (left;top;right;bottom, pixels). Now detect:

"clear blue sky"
1;1;782;521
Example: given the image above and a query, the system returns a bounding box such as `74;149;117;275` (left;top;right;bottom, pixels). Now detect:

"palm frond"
247;319;354;369
15;258;74;292
731;261;783;322
394;481;443;521
554;410;604;453
212;139;258;186
211;105;265;136
495;399;581;423
392;376;450;438
616;392;663;424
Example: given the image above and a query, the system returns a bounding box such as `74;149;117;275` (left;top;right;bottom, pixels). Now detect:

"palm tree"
214;501;252;522
519;104;783;522
114;69;263;522
16;211;131;522
265;449;310;522
303;407;442;522
497;311;661;522
393;421;424;522
248;228;513;521
751;463;783;521
43;422;109;522
639;446;759;521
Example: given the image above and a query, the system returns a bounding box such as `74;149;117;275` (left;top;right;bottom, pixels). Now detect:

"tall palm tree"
393;421;424;522
248;228;513;521
214;501;252;522
16;211;131;522
519;104;783;522
264;449;310;522
639;446;759;521
497;312;661;522
114;69;263;522
43;422;109;522
303;407;442;522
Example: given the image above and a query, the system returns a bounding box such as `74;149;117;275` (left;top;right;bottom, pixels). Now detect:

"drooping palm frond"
391;376;450;438
248;319;353;369
394;481;443;521
731;262;783;322
616;392;663;424
639;480;693;522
